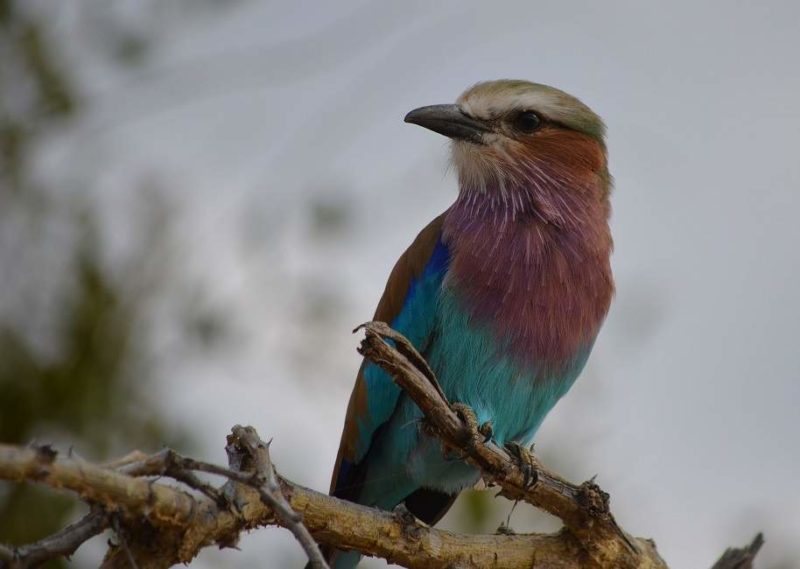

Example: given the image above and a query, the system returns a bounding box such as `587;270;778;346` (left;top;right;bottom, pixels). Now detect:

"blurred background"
1;1;799;567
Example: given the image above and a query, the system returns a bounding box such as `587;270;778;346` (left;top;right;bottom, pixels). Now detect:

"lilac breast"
441;196;613;374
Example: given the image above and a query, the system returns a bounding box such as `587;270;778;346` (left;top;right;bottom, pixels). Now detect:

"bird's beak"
404;104;490;144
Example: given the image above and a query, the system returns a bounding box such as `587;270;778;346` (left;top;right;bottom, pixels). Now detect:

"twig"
0;507;108;568
115;448;172;476
161;451;230;509
104;451;151;470
226;426;329;569
354;321;445;401
111;515;140;569
358;321;652;569
0;440;591;568
111;448;229;509
107;435;326;567
711;533;764;569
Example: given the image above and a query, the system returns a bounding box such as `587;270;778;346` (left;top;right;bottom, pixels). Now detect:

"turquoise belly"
360;287;590;503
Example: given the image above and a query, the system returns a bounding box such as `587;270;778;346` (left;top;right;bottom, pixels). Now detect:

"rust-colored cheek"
520;127;606;178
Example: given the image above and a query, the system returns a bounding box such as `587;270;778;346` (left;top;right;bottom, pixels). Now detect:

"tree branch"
710;533;764;569
0;507;107;568
357;321;649;568
0;322;766;568
0;439;600;568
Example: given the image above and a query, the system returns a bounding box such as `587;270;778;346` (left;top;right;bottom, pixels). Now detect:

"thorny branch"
0;507;107;568
0;438;593;569
357;321;651;568
223;426;328;569
0;323;765;568
710;533;764;569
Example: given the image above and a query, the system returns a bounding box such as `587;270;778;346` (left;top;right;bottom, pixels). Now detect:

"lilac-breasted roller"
324;80;614;568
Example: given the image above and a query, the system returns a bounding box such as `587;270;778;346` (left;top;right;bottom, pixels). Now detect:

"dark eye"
513;110;541;133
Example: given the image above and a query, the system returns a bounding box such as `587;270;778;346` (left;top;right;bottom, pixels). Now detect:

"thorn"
33;444;58;464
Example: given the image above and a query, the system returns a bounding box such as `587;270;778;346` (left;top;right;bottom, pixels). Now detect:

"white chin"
451;138;508;193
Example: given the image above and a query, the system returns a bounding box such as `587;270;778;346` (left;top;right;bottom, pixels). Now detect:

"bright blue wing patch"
353;237;450;461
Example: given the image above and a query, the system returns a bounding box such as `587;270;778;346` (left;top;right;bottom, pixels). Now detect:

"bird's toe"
505;441;538;489
478;420;494;443
451;402;479;432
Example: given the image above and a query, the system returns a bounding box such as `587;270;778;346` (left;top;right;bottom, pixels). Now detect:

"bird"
323;80;614;568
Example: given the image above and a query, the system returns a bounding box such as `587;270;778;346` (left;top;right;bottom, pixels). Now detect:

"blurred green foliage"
0;236;168;558
0;235;169;451
0;0;75;195
457;490;495;534
0;1;180;565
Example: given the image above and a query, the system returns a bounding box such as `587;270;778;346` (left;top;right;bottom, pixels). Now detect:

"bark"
0;323;763;569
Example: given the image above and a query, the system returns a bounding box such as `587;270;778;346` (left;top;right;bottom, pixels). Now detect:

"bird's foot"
451;402;482;450
451;402;478;431
392;502;416;525
505;441;538;489
393;502;423;538
478;420;493;443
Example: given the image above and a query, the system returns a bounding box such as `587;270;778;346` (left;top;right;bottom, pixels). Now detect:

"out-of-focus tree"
0;2;206;565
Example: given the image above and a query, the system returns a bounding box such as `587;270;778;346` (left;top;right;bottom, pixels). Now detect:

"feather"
330;215;448;502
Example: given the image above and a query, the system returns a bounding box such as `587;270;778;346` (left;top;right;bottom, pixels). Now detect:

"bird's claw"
505;441;538;489
452;402;486;452
393;502;424;539
478;420;493;443
451;402;478;432
393;502;417;526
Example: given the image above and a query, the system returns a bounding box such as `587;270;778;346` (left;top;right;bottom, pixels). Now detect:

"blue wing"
330;215;449;502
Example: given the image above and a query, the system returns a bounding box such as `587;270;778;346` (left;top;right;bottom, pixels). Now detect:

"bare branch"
0;507;107;568
711;533;764;569
225;425;329;569
101;432;326;567
358;321;657;568
0;323;766;568
110;515;141;569
0;439;602;568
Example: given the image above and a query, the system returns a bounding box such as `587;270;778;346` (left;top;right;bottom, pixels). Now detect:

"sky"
28;0;800;567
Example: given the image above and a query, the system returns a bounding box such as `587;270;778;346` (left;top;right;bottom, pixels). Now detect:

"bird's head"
405;80;610;221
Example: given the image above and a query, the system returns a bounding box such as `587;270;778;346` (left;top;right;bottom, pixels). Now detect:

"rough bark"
0;323;764;568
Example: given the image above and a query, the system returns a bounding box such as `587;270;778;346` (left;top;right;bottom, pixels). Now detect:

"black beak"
404;104;490;144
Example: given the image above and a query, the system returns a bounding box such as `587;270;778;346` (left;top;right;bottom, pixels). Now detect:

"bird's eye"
513;111;541;133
